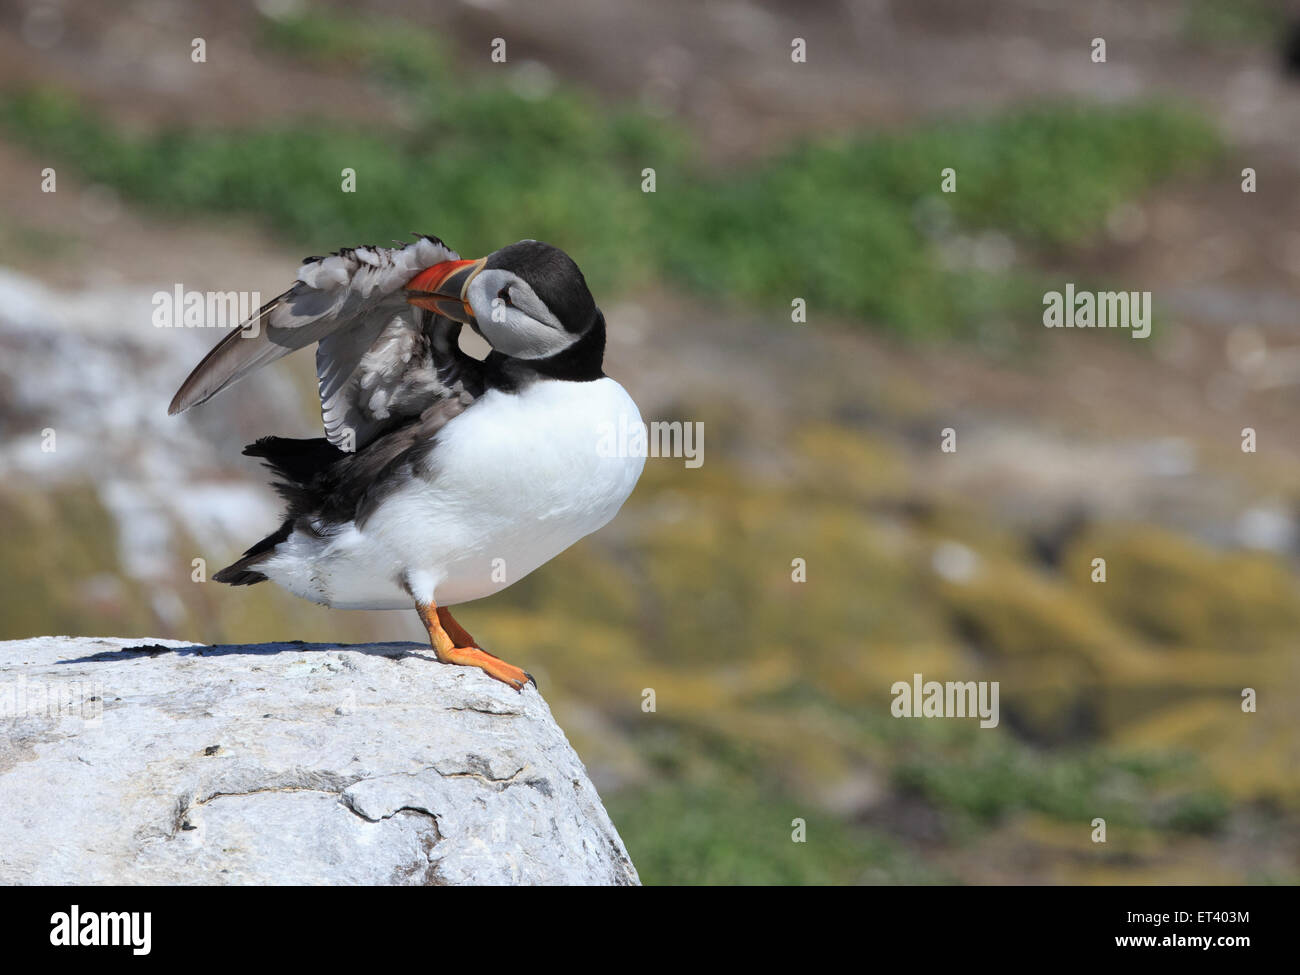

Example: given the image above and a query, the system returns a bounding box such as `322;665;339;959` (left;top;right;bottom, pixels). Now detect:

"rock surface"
0;637;639;885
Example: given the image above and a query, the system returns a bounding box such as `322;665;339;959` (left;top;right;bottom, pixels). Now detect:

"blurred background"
1;0;1298;884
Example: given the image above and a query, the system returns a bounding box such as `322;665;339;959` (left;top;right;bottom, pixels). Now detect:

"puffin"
169;236;645;690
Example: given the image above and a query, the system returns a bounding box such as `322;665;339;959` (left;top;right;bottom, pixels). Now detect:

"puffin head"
406;240;603;372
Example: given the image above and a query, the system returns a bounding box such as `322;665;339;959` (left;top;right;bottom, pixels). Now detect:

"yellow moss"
1064;525;1300;651
913;503;1033;563
932;555;1160;735
1016;812;1162;857
792;424;911;502
1118;697;1300;801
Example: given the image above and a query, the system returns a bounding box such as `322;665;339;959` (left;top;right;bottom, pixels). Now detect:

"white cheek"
486;316;571;358
468;304;569;359
467;272;578;359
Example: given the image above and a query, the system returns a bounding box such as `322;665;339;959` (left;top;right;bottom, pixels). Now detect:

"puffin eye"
497;286;514;307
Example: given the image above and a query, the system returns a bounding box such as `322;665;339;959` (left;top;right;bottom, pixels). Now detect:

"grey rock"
0;636;639;885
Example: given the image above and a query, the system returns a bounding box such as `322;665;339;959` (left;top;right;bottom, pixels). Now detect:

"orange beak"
406;257;486;324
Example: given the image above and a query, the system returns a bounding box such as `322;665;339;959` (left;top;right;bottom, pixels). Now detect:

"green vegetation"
257;6;456;86
895;742;1230;834
0;8;1220;337
607;782;944;885
658;103;1218;336
1182;0;1286;45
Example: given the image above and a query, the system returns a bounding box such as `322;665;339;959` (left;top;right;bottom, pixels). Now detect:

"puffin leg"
435;607;525;668
413;599;534;692
436;606;480;652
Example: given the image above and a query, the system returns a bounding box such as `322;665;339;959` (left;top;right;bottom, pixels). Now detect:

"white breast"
261;377;645;610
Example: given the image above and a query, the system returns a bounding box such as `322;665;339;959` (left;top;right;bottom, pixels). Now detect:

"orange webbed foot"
414;600;535;692
435;644;536;692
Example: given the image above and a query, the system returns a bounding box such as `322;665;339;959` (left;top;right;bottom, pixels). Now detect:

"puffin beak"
406;257;487;324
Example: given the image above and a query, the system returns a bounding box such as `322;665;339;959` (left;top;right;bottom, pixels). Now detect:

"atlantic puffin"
169;236;645;690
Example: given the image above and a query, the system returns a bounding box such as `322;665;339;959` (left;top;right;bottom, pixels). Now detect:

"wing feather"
168;235;469;452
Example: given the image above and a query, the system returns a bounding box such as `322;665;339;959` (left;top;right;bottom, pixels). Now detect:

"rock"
0;637;639;885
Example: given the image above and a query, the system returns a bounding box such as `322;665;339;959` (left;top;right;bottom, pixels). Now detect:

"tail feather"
215;436;341;586
213;519;292;586
243;435;343;483
211;561;270;586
